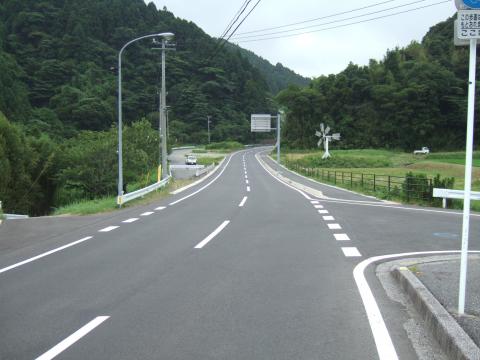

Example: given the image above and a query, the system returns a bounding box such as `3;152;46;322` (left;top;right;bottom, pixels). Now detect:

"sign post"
251;114;282;164
455;0;479;315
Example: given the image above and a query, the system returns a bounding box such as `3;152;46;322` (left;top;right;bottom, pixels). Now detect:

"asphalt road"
0;147;479;359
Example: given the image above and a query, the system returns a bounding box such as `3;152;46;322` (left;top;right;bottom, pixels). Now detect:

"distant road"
0;147;478;359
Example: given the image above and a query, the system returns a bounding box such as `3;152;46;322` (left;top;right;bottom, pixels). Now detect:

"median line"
194;220;230;249
35;316;109;360
239;196;248;207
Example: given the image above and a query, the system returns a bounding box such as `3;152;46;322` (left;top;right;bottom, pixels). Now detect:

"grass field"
282;149;480;210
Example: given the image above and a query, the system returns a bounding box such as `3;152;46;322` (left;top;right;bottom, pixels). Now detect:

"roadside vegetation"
281;149;480;211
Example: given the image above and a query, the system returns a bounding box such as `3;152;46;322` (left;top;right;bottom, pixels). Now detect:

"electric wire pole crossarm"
117;32;174;205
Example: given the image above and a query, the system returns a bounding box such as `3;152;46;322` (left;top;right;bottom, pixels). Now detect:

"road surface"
0;147;478;359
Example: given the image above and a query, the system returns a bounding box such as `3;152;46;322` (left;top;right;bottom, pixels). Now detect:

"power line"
218;0;251;40
235;0;450;43
210;0;262;59
235;0;399;35
231;0;428;41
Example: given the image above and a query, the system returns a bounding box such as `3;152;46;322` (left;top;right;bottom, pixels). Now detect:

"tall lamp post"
117;32;174;205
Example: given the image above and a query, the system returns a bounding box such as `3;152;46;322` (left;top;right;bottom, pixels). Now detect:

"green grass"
282;148;480;211
53;178;193;216
196;156;224;166
205;141;244;152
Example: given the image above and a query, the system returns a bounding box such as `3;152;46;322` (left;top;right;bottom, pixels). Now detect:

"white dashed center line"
328;223;342;230
246;180;249;184
239;196;248;207
140;212;154;216
323;216;335;221
35;316;110;360
318;209;329;214
122;218;139;223
247;186;251;192
310;200;320;204
99;226;119;232
194;220;230;249
314;205;324;209
342;247;362;257
155;206;166;211
334;233;351;241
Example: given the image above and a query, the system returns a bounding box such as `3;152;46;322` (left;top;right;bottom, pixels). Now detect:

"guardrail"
171;146;196;150
5;214;29;220
117;175;171;206
195;163;215;177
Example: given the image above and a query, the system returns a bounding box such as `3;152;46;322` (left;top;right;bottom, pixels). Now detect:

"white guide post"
458;37;477;315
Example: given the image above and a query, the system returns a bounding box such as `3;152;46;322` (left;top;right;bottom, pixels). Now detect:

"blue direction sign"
464;0;480;8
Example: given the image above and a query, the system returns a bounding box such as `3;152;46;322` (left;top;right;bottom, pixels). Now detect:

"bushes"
295;154;391;169
205;141;244;151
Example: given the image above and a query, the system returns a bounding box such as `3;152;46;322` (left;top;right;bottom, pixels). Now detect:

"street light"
117;32;174;206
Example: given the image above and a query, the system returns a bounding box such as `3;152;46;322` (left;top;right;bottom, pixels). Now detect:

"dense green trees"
278;17;477;151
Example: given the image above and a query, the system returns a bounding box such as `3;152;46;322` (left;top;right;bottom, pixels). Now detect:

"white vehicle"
413;147;430;155
185;154;197;165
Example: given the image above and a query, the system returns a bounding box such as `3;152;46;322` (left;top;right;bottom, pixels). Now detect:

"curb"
392;265;480;360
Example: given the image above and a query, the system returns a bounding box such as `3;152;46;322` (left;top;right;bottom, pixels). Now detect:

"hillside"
225;43;311;94
277;16;478;151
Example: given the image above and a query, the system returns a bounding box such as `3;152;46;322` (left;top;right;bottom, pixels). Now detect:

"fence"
286;162;434;203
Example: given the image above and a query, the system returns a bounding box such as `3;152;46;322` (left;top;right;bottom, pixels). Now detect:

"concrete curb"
392;265;480;360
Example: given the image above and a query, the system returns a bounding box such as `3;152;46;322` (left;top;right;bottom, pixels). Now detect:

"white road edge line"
255;151;312;200
0;236;93;275
194;220;230;249
122;218;139;223
353;250;480;360
35;316;110;360
239;196;248;207
99;226;119;232
169;151;239;206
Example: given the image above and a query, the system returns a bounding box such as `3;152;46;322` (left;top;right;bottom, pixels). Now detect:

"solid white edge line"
170;156;227;195
122;218;139;223
0;237;93;275
35;316;110;360
99;226;119;232
353;250;480;360
255;151;312;201
169;151;240;206
194;220;230;249
239;196;248;207
319;198;480;217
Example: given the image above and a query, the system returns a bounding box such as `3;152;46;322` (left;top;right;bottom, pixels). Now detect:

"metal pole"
458;37;477;315
117;50;123;206
207;115;211;143
158;89;162;182
161;39;168;180
277;113;281;164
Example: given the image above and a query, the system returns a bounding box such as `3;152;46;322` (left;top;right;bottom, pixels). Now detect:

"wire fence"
286;161;435;203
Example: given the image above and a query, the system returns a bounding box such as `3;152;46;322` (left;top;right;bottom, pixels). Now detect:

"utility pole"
153;36;175;180
207;115;212;143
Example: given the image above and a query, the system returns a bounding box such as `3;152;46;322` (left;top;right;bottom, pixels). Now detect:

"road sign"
251;114;272;132
454;20;470;46
456;0;480;9
457;10;480;39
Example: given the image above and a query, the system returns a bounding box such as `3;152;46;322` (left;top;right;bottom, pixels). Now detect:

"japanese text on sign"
458;10;480;38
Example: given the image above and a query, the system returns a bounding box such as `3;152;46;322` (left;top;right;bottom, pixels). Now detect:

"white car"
413;147;430;155
185;155;197;165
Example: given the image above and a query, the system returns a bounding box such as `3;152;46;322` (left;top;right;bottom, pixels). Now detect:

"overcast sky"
148;0;456;78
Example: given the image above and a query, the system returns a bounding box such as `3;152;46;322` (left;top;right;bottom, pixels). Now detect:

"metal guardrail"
171;146;196;150
117;175;171;206
195;163;215;177
5;214;29;220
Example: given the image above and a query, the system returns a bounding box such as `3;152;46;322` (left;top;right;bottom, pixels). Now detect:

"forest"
278;17;479;151
0;0;307;215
